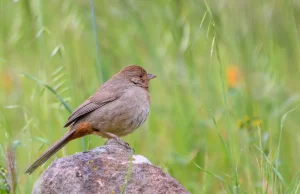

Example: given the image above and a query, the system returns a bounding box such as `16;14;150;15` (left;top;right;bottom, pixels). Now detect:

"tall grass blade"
6;145;17;194
194;162;234;193
22;73;87;151
121;151;134;194
274;107;298;190
286;173;300;194
22;73;72;113
253;145;285;185
89;0;103;83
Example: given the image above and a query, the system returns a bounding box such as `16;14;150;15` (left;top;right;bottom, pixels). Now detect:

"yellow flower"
252;119;262;127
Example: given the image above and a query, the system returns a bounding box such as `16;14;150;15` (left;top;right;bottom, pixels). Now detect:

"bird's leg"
99;131;134;152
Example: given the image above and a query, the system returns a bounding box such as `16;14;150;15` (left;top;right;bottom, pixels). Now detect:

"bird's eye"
139;74;143;78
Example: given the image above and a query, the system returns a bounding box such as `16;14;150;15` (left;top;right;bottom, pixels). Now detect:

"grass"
1;0;300;193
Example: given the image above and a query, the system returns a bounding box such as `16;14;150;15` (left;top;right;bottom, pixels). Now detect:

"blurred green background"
1;0;300;193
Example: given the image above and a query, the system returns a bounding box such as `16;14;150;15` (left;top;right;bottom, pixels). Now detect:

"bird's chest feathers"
121;87;150;114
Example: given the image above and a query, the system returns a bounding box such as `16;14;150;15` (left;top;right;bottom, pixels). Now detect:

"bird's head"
118;65;156;89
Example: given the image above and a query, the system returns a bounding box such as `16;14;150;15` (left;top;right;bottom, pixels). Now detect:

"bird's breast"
87;87;150;137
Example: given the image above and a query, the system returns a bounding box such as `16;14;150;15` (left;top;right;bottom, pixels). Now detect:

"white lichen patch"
106;156;117;161
132;155;151;165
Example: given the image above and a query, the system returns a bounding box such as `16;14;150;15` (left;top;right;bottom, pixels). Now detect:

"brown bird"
25;65;156;174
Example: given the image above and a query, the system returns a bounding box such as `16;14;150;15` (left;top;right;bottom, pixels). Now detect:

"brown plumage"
25;65;156;174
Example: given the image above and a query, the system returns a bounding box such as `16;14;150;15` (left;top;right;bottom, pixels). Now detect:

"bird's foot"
101;131;134;153
114;137;134;153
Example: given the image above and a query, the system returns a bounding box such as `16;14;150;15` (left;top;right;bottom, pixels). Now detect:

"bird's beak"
147;73;157;80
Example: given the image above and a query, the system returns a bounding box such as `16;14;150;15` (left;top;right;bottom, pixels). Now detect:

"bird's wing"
63;90;119;128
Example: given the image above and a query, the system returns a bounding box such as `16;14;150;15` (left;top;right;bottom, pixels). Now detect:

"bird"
25;65;156;174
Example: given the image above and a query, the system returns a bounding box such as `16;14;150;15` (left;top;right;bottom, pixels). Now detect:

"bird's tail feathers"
25;128;76;174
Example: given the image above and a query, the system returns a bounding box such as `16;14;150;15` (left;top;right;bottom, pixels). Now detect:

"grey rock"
32;139;189;194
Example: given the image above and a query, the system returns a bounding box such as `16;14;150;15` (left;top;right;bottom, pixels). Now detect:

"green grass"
1;0;300;193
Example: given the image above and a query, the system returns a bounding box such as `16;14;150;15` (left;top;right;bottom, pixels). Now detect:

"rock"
32;139;189;194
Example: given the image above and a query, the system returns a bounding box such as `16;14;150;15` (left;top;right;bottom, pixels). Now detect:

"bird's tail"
25;128;76;174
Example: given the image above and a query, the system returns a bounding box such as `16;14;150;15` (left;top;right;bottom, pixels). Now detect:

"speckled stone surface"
32;139;189;194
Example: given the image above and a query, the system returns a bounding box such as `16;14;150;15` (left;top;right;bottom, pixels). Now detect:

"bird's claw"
114;138;135;153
